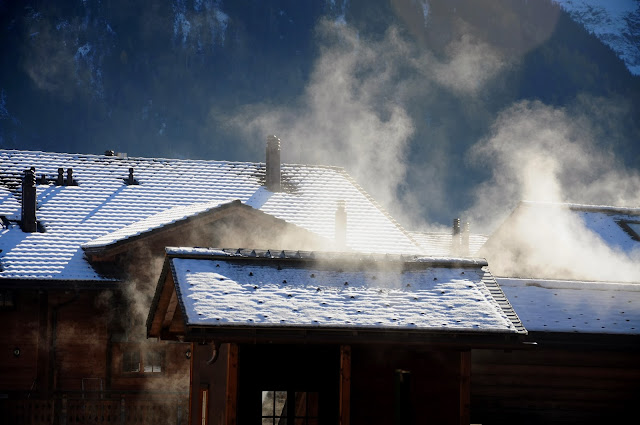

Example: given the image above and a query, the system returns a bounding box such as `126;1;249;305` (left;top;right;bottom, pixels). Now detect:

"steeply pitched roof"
147;248;526;343
0;149;421;283
498;278;640;336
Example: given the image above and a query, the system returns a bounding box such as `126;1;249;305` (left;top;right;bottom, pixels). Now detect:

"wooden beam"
168;305;186;334
149;272;177;337
162;289;178;328
225;343;238;425
36;292;50;397
459;351;471;425
340;345;351;425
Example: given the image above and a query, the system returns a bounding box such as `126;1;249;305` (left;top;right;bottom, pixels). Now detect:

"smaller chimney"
66;168;73;186
56;168;64;186
265;135;281;192
127;167;138;185
335;200;347;249
21;168;37;233
452;218;461;255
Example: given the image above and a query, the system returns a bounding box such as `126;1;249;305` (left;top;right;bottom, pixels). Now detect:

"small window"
144;350;164;373
261;390;319;425
122;349;164;374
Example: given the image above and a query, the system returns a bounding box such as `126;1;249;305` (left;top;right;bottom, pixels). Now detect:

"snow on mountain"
553;0;640;75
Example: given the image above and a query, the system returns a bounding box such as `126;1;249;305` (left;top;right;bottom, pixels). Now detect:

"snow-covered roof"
498;278;640;335
521;201;640;255
0;149;421;283
409;231;488;257
156;248;525;336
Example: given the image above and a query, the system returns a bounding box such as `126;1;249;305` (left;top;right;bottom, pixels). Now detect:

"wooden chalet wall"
0;289;190;395
1;290;44;394
189;342;471;425
471;346;640;424
350;346;470;425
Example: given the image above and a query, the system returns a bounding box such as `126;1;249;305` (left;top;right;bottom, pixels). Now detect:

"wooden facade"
186;341;475;425
1;204;333;424
471;336;640;424
0;287;190;424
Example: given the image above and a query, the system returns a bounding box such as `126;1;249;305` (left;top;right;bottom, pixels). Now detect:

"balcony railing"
0;391;189;425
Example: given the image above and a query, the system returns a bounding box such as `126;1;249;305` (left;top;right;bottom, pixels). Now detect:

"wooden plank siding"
471;347;640;424
0;290;42;393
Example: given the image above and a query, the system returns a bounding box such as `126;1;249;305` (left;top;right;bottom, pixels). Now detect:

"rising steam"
221;17;506;228
470;100;640;281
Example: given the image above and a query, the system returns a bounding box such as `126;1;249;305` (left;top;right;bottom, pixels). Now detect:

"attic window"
618;220;640;241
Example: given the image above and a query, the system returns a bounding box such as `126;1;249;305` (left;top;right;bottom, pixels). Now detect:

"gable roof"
147;247;526;344
0;149;421;284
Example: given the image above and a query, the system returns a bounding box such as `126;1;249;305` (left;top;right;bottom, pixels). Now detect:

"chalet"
0;141;529;424
147;247;525;425
0;138;420;424
473;201;640;424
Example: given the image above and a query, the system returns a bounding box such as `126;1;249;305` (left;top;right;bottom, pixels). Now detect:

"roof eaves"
82;200;246;257
0;277;121;290
482;268;527;335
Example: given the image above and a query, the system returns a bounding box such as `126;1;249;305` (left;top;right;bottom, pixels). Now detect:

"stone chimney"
452;218;461;255
265;135;281;192
335;200;347;249
21;168;37;233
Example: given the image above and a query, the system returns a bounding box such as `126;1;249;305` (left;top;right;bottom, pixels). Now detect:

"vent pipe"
335;200;347;249
66;168;73;186
452;218;461;255
21;168;37;233
56;168;64;186
266;135;281;192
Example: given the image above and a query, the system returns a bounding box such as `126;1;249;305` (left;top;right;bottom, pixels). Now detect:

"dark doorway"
237;344;339;424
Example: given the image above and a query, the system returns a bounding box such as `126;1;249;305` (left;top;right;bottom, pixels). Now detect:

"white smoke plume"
470;100;640;281
221;18;506;228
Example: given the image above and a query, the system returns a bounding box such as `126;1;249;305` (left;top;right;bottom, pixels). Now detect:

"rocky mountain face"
553;0;640;75
1;0;639;228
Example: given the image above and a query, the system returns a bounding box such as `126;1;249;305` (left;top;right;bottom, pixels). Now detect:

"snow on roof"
0;150;420;282
520;201;640;256
498;278;640;335
82;199;235;250
167;248;524;333
409;231;488;256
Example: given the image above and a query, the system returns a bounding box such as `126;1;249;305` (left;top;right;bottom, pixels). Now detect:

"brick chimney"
21;168;37;233
266;135;281;192
335;200;347;249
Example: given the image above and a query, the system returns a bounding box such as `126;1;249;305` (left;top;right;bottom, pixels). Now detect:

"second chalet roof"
147;248;526;342
0;149;421;282
498;278;640;336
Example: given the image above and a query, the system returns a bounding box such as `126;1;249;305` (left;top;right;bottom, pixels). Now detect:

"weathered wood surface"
471;348;640;424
